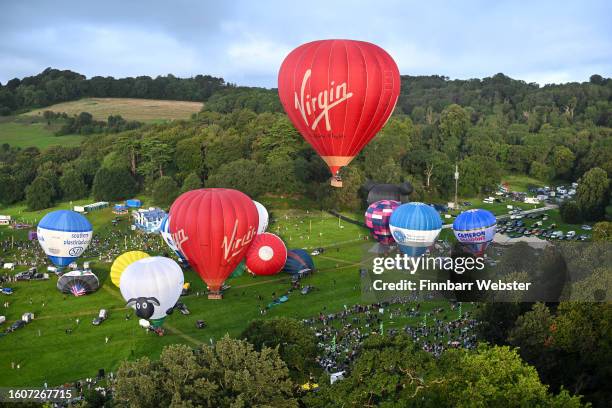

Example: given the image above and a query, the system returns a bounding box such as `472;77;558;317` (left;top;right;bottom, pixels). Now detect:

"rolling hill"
23;97;204;122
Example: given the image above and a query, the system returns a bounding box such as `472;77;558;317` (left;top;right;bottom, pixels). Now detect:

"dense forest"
0;69;610;222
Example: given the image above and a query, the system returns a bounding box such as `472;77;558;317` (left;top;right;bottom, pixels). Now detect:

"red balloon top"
169;188;259;293
245;233;288;276
278;39;400;185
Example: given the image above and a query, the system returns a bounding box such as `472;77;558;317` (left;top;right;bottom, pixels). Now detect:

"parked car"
1;287;13;295
581;225;592;230
92;309;108;326
195;320;207;329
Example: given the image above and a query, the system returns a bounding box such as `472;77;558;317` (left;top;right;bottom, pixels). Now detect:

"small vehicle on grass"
92;309;107;326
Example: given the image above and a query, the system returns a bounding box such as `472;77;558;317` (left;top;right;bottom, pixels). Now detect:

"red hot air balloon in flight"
169;189;259;299
278;39;401;187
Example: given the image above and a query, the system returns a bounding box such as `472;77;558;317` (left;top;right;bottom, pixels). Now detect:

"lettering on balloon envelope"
294;69;353;131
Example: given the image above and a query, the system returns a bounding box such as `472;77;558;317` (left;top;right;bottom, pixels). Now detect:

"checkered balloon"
364;200;400;245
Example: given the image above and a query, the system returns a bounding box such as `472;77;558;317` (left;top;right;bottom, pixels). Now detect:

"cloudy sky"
1;0;610;87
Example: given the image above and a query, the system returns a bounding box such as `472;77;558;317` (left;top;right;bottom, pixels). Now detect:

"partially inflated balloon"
110;251;150;287
453;209;496;256
278;39;400;187
159;214;189;266
389;203;442;257
120;257;184;327
57;271;99;296
253;201;269;234
37;210;92;268
169;189;259;298
283;249;314;275
245;233;287;276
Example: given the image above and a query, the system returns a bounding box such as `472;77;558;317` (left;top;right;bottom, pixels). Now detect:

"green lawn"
501;174;548;192
537;208;591;234
0;119;83;149
2;179;568;387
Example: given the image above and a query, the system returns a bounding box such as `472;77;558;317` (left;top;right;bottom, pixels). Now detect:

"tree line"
0;68;228;115
42;110;142;135
82;315;593;407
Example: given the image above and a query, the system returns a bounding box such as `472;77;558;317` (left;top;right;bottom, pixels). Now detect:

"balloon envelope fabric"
364;200;400;245
452;209;496;256
389;202;442;257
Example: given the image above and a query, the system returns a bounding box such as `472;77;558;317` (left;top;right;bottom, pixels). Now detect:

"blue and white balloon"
37;210;93;268
160;214;189;266
389;202;442;257
452;209;496;256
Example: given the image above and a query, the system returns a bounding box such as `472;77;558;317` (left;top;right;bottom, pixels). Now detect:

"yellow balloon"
110;251;150;287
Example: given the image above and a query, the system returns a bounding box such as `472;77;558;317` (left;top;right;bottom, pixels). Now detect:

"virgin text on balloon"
294;69;353;131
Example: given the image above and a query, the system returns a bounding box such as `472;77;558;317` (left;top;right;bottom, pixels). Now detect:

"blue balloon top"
38;210;92;232
453;209;496;231
390;202;442;231
283;249;314;274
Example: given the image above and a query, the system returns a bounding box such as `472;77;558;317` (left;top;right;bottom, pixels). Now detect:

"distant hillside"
0;68;226;115
23;97;204;122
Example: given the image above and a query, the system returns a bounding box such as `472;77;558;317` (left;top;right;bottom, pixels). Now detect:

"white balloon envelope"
253;200;269;234
119;257;184;323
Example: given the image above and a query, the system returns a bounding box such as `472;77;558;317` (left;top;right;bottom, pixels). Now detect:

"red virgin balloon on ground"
245;233;287;276
278;39;401;187
169;189;259;299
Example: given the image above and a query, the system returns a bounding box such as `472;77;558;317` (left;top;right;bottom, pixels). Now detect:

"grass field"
501;174;549;192
0;197;465;387
23;98;204;122
0;119;83;148
0;179;569;387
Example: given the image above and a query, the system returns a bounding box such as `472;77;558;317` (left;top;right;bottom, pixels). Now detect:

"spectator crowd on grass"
303;297;479;374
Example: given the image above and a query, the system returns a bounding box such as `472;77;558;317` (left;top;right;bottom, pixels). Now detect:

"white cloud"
0;0;610;86
227;38;290;73
385;42;444;74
